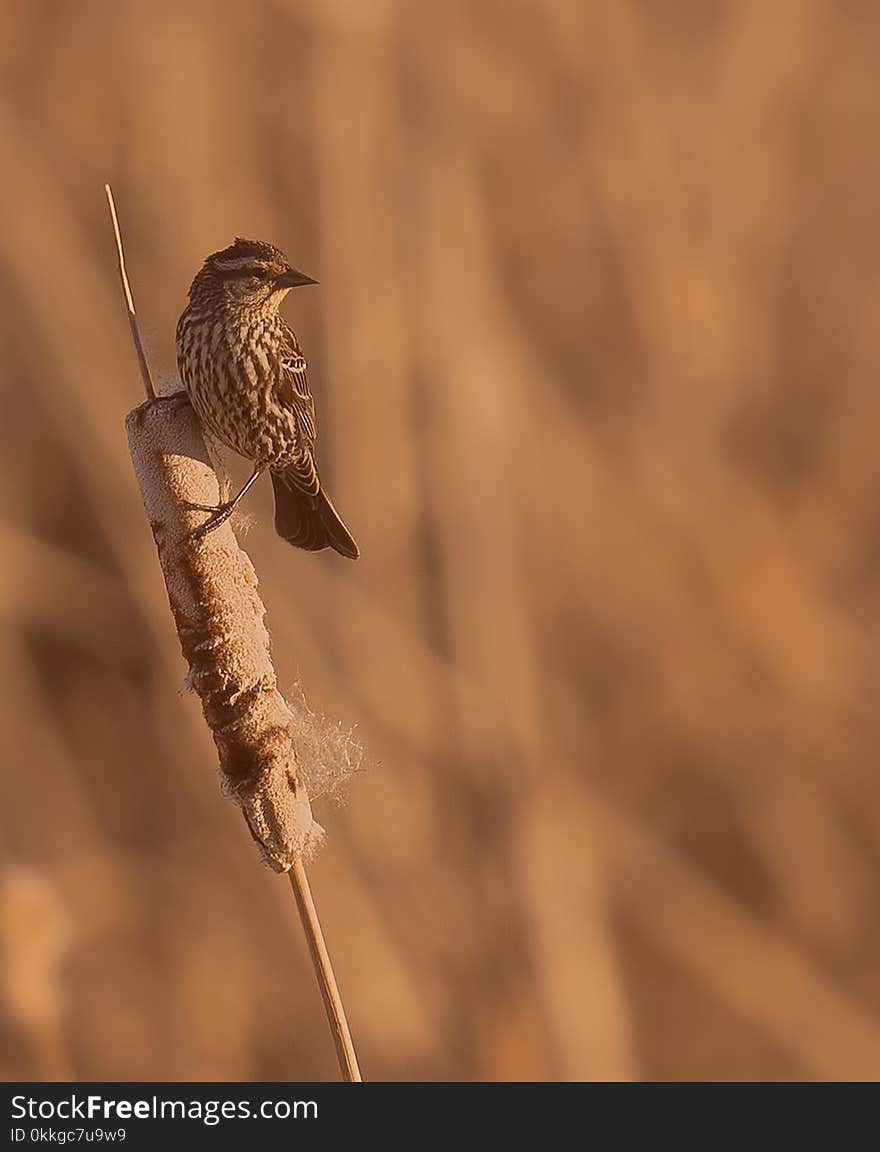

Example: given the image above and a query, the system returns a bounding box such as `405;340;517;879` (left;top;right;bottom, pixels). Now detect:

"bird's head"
189;238;318;312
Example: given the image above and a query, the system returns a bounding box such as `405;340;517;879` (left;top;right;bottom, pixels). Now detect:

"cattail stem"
289;859;362;1082
105;183;156;401
105;182;362;1083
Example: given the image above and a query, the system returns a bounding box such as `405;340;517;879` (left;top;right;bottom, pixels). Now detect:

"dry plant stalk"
125;395;324;866
107;184;361;1082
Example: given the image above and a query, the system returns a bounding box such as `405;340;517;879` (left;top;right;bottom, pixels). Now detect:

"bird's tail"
271;470;359;559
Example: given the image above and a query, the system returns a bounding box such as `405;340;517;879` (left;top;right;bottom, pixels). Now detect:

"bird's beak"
275;266;319;288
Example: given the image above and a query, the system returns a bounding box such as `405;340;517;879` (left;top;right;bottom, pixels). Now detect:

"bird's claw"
187;500;225;513
190;501;235;540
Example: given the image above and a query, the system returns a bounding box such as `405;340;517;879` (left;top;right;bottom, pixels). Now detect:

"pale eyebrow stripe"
213;255;267;272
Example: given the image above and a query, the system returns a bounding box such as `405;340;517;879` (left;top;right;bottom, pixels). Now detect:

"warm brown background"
1;0;879;1082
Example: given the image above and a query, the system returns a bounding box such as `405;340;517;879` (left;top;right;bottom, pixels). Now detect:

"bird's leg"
190;465;263;539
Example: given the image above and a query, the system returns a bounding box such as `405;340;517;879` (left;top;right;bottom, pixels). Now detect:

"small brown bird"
176;238;359;559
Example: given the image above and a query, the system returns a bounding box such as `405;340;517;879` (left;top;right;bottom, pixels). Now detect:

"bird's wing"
274;324;320;498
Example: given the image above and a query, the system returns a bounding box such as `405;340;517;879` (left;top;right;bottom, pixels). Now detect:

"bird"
175;237;359;559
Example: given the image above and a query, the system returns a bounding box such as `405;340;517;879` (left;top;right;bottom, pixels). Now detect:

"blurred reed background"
1;0;880;1082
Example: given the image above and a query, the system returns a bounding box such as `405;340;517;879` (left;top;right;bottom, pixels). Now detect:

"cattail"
107;185;361;1081
126;395;325;869
0;868;71;1080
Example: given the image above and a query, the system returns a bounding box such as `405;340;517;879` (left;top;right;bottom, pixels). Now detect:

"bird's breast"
176;310;301;468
